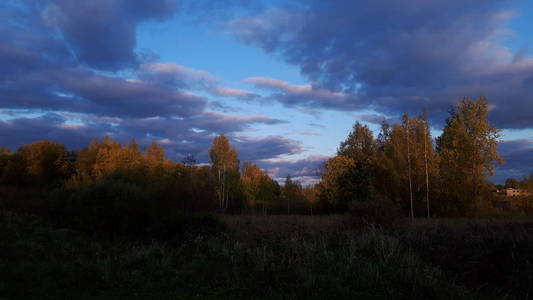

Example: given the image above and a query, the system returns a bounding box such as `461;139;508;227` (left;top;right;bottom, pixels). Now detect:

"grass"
1;211;532;299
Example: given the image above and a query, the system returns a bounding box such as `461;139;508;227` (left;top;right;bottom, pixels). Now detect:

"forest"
2;97;533;299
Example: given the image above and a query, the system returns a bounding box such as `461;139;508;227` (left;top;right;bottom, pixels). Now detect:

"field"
2;212;533;300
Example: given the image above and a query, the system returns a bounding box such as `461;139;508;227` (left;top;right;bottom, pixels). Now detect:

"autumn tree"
242;162;281;214
85;137;121;179
437;97;503;216
209;134;240;212
146;141;165;164
338;122;376;163
242;162;264;213
16;140;72;185
144;140;172;179
0;146;12;183
318;155;356;212
257;174;281;214
337;122;378;205
302;186;318;215
0;146;11;170
504;178;520;189
282;175;306;214
385;115;440;217
88;138;146;179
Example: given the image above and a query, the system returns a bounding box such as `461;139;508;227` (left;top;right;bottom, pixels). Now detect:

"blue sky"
1;0;533;184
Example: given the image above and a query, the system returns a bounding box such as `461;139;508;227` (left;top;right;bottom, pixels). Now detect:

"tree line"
0;97;522;233
0;133;315;237
318;97;505;217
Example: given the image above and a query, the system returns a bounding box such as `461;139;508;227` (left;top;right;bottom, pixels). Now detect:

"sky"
1;0;533;185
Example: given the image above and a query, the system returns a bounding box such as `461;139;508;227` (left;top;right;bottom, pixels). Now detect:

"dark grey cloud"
258;155;328;186
1;2;205;119
0;66;207;119
494;139;533;183
0;0;294;164
245;77;365;110
43;0;179;70
138;62;259;100
0;114;115;151
235;135;303;161
228;0;533;129
114;112;287;139
0;113;300;164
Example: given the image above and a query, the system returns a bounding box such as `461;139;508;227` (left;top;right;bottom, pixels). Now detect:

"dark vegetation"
1;97;533;298
2;212;533;299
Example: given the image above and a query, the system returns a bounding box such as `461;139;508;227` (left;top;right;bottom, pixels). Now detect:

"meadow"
2;211;532;300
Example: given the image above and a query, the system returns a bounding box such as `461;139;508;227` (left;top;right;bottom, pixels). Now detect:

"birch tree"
209;134;239;212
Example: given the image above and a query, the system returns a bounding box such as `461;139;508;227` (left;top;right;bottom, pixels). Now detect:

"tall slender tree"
422;112;431;218
403;115;415;218
209;134;239;212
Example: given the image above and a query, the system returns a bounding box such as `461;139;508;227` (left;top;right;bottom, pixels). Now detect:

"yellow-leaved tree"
437;97;503;216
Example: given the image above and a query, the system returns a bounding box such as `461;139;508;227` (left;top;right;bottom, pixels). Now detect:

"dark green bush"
44;170;226;240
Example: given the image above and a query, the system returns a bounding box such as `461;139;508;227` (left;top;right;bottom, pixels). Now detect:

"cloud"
0;1;302;166
228;1;533;129
259;155;329;186
0;113;300;163
245;77;364;110
0;66;207;119
212;87;259;100
297;131;320;137
308;122;325;128
0;114;115;151
193;112;287;133
139;62;218;90
43;0;180;70
495;139;533;183
352;114;398;126
139;62;259;100
235;135;304;161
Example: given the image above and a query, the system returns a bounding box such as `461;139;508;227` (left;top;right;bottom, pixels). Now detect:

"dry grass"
3;211;533;299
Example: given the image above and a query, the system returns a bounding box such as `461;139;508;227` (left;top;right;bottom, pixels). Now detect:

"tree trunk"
406;121;414;218
424;122;430;218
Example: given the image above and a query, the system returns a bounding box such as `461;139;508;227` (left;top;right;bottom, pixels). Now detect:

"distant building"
505;188;530;197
